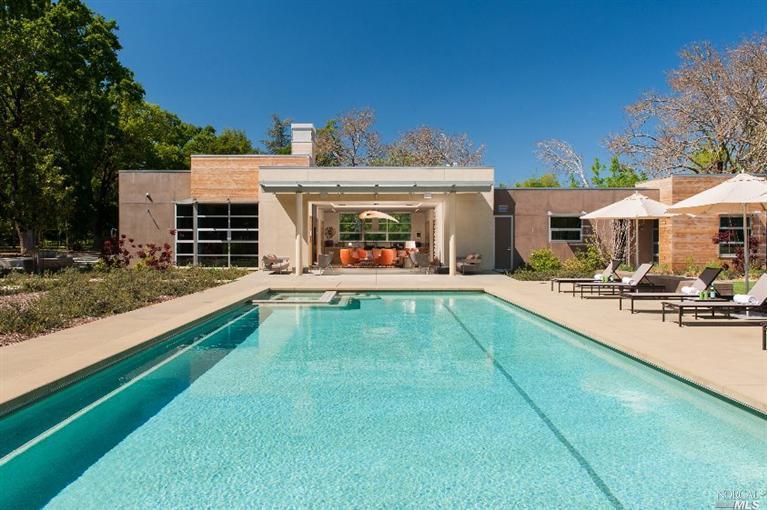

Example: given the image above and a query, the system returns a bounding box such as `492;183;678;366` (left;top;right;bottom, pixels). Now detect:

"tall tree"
262;114;291;154
183;127;256;163
0;0;139;252
338;108;382;166
314;120;344;166
117;101;198;171
608;35;767;175
387;126;484;166
535;139;590;187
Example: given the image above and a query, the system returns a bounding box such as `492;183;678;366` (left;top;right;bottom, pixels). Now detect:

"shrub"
510;268;591;281
561;245;605;274
0;267;248;339
528;248;561;272
100;234;133;269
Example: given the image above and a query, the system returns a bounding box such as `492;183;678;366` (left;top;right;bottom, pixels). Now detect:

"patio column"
448;191;456;276
295;192;303;275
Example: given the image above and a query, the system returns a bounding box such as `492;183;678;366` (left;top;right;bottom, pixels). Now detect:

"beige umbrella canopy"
581;192;671;267
668;173;767;291
358;210;399;223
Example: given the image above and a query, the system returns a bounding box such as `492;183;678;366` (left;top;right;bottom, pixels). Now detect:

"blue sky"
88;0;766;184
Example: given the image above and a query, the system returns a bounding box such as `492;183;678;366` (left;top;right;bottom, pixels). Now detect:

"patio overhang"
259;181;493;193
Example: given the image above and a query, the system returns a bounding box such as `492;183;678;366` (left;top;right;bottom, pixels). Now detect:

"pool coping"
1;272;765;417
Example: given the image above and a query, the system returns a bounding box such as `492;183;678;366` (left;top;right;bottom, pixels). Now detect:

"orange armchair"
380;249;396;266
340;248;354;266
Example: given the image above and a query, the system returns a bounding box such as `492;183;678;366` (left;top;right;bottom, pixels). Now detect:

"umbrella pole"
744;204;750;293
635;218;639;268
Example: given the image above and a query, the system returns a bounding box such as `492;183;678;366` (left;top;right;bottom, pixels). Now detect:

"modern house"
119;123;762;273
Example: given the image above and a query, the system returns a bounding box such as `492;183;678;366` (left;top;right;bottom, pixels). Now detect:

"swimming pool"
1;292;765;509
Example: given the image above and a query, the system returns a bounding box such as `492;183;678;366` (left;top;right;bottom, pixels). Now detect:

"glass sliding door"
175;202;258;267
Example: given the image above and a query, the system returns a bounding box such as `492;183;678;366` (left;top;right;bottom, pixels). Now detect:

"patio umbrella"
358;210;399;223
581;192;671;267
667;173;767;292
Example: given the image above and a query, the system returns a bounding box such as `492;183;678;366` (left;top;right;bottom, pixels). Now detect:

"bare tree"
387;126;485;166
535;139;590;187
338;108;383;166
586;219;632;266
608;35;767;176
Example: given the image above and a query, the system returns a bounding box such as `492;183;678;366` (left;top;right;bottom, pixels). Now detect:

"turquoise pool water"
1;292;765;509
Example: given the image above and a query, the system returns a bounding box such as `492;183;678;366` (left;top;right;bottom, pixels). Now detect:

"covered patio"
258;167;495;276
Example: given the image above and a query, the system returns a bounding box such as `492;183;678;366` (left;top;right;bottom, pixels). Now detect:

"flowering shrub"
100;234;133;268
712;231;759;274
100;231;175;271
135;242;173;270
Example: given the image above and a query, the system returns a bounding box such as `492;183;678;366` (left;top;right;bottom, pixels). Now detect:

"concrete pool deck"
1;271;765;415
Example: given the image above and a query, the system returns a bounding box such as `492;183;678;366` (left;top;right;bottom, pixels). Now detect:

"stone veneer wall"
190;155;311;202
638;175;765;271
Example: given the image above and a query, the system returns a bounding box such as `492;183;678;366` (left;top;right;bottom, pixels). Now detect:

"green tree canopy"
514;173;561;188
590;157;646;188
262;114;291;154
183;126;257;162
0;0;140;251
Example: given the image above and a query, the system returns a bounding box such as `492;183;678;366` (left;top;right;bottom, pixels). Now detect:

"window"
549;216;582;242
175;204;194;266
174;202;259;267
339;213;362;241
382;213;412;241
718;215;751;257
338;212;412;242
652;220;660;263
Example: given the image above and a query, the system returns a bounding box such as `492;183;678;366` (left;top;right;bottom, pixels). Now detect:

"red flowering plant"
135;243;173;270
712;231;759;274
101;230;175;270
100;234;133;268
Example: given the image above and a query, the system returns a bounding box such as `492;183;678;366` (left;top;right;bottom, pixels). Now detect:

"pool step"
251;290;339;306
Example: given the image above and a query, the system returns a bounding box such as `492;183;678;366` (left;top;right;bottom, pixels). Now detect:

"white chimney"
291;123;315;159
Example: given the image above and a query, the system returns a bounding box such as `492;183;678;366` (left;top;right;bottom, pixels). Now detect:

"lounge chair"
661;274;767;326
457;253;482;274
550;259;621;294
410;252;433;274
314;254;332;275
618;266;723;313
575;263;660;298
262;254;290;274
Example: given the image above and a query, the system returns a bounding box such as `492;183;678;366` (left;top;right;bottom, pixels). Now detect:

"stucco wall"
118;170;191;250
495;188;661;267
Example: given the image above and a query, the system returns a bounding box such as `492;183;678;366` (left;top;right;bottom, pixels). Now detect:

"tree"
262;114;291;155
0;0;139;252
535;139;590;187
338;108;382;166
315;120;344;166
514;173;561;187
608;35;767;175
117;101;198;170
590;157;646;188
183;126;256;163
386;126;484;166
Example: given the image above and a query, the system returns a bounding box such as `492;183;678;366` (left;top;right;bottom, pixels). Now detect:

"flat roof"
259;181;493;193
